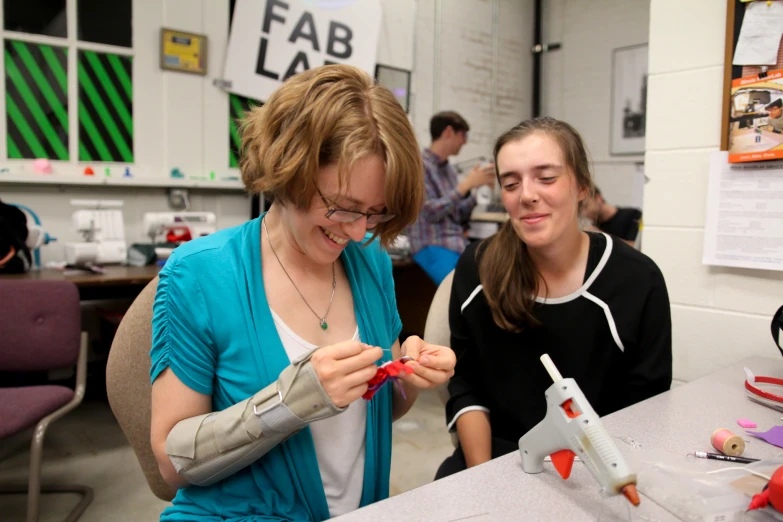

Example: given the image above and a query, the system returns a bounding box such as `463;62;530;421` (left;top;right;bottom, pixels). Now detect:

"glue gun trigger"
550;449;577;479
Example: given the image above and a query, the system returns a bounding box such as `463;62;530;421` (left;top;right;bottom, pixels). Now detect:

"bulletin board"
720;0;783;151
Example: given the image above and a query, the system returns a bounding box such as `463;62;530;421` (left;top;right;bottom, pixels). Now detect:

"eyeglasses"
317;189;395;225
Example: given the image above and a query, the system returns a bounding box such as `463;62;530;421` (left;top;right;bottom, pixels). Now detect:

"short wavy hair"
239;64;423;248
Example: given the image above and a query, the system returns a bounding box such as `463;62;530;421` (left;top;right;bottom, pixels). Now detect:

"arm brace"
165;349;345;486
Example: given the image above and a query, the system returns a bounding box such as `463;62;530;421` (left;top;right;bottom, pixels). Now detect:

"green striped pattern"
229;94;261;168
78;50;133;162
5;40;68;160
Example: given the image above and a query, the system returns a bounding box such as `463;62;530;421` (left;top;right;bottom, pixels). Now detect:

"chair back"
106;277;176;501
423;270;455;405
0;280;80;371
423;270;454;349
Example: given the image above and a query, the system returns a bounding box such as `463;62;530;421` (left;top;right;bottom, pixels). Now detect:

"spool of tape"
711;428;746;456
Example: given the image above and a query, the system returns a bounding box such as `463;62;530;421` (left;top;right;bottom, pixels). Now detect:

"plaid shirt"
406;148;477;255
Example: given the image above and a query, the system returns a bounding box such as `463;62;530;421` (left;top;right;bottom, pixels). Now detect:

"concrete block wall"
645;0;783;383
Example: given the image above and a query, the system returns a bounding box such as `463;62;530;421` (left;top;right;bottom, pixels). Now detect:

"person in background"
436;117;671;479
149;65;456;522
583;186;642;246
765;99;783;133
0;199;31;273
406;111;495;285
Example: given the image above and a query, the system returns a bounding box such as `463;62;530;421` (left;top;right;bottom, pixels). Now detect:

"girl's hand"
397;335;456;389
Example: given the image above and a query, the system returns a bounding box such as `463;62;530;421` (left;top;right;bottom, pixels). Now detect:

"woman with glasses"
148;64;456;522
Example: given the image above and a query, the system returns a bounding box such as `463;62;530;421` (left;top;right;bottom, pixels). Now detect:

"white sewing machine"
142;212;217;244
64;200;127;265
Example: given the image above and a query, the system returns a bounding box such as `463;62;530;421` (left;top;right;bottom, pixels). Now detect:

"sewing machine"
64;200;127;265
142;212;217;245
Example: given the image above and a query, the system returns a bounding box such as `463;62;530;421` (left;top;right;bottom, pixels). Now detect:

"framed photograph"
375;64;411;113
610;44;648;155
160;28;208;75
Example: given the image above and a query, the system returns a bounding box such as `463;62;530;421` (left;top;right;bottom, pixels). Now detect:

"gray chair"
0;280;92;522
106;278;177;501
422;270;457;446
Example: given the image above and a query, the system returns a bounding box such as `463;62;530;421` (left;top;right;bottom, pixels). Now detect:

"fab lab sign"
223;0;382;101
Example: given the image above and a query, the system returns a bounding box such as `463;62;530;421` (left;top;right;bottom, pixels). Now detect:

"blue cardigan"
150;216;400;521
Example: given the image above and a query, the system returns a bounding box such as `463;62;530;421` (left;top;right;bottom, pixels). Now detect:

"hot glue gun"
518;354;640;507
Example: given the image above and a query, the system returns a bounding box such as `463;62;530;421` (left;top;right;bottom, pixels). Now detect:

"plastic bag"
627;449;783;521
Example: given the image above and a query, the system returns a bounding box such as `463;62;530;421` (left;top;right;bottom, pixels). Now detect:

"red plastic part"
747;465;783;513
561;398;581;419
769;466;783;512
550;449;577;479
745;376;783;404
166;227;193;243
749;490;770;511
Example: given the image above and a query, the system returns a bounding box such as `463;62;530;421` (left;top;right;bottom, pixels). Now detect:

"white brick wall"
413;0;533;159
8;0;534;265
542;0;650;210
645;0;783;383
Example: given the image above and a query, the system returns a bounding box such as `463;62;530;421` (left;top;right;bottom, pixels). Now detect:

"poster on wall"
161;29;208;75
223;0;382;102
610;44;648;156
728;69;783;163
703;151;783;271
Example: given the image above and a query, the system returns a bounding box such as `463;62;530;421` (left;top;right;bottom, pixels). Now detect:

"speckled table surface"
335;356;783;522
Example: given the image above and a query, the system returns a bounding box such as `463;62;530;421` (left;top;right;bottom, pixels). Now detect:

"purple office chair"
0;280;93;522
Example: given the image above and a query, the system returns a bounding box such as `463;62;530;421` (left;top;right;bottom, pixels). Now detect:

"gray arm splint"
165;349;345;486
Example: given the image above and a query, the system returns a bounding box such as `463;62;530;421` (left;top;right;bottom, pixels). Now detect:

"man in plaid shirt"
406;112;495;284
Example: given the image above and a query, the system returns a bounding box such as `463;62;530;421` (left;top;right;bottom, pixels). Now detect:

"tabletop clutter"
483;305;783;521
618;305;783;520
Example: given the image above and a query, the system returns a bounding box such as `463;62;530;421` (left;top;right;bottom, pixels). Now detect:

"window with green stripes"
228;1;261;169
4;40;69;160
229;94;261;168
78;51;133;163
2;0;133;163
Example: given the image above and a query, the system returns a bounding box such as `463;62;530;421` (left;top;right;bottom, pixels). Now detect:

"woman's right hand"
310;340;383;408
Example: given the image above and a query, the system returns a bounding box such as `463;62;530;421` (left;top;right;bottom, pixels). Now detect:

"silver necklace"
263;216;336;330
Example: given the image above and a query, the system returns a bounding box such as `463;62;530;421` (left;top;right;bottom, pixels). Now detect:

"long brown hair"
477;117;594;332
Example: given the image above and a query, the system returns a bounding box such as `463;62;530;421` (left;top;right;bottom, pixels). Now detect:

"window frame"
0;0;134;164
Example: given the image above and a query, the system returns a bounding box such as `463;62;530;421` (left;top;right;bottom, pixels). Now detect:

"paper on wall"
703;151;783;271
733;1;783;66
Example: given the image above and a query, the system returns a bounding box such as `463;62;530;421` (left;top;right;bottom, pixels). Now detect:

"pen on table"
694;451;760;464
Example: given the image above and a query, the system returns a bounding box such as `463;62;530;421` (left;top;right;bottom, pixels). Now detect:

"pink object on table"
32;158;52;174
737;419;757;428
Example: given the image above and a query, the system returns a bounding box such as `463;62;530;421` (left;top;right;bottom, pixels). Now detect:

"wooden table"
0;265;160;300
4;260;435;336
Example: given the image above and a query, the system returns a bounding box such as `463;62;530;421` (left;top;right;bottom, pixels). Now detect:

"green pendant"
320;321;328;330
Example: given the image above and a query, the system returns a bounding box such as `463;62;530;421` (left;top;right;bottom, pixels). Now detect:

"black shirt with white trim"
599;207;642;242
446;232;672;445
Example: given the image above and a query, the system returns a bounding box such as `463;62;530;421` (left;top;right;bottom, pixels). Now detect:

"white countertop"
335;356;783;522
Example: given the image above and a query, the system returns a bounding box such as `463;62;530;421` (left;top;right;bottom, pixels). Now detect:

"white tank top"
270;309;366;518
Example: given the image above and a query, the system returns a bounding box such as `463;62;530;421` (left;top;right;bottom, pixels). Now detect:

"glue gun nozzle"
621;484;640;507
